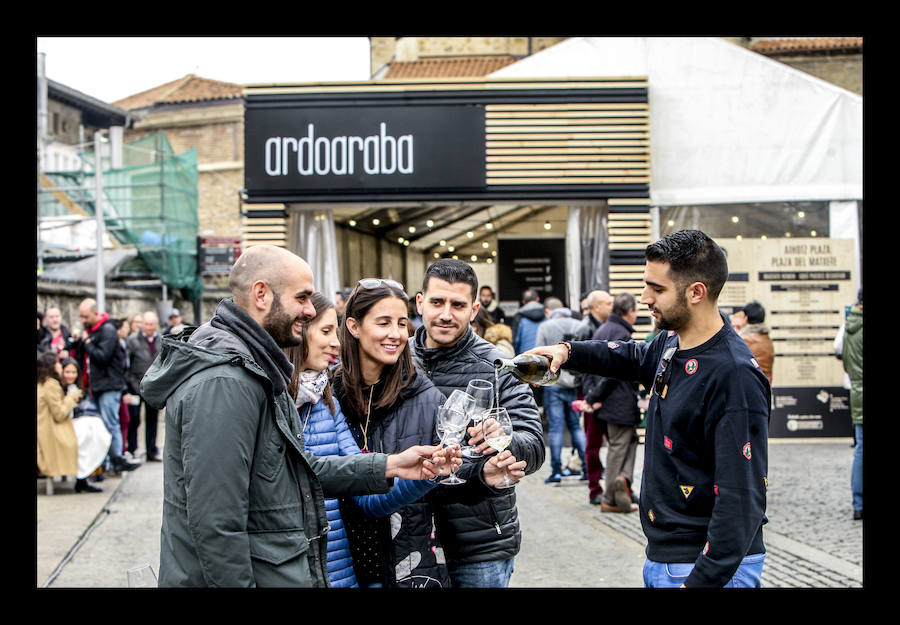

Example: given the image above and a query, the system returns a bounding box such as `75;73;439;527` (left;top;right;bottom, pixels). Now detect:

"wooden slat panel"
487;162;649;170
484;95;649;186
245;78;649;96
486;176;650;185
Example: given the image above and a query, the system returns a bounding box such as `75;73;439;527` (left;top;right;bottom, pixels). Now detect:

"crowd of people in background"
36;300;169;494
36;230;862;588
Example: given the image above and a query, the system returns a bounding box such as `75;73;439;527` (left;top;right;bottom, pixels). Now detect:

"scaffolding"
37;131;203;301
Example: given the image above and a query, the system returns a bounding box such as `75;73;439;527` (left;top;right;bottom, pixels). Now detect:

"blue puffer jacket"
299;394;437;588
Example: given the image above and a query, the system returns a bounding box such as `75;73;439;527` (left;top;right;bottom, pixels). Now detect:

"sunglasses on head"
357;278;406;292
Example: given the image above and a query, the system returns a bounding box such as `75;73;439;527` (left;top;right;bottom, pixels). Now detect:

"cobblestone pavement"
515;438;863;588
36;415;864;588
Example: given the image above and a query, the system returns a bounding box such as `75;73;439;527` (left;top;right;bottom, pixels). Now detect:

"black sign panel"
770;386;852;438
497;238;567;304
245;104;485;195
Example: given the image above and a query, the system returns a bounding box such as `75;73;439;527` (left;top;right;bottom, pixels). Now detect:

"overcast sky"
36;37;372;104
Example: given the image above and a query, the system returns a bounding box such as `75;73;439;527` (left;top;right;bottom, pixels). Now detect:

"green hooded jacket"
842;306;863;425
141;324;393;587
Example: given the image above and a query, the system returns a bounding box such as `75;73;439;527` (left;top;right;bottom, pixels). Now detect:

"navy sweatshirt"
565;315;770;587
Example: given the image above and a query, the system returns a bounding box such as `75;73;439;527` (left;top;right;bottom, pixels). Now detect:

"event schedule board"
717;238;856;438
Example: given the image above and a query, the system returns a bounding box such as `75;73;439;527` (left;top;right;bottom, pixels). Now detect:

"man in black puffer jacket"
410;259;545;588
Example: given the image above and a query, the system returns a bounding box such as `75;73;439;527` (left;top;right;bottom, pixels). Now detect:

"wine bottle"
493;354;560;386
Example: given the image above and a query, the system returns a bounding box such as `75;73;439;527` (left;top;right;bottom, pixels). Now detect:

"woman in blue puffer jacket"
286;292;447;588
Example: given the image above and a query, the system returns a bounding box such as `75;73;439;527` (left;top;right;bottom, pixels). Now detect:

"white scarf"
294;369;329;408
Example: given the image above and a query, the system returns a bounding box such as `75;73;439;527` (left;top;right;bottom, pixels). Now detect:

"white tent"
490;37;863;208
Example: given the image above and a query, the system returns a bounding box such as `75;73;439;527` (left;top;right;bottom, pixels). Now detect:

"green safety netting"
39;132;203;300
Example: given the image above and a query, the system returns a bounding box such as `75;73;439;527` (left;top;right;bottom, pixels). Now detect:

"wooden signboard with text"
717;238;856;437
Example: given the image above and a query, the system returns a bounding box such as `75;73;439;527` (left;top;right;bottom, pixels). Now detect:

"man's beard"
653;291;691;332
263;293;303;348
427;319;465;346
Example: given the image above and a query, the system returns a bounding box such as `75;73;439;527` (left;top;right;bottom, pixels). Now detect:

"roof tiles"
750;37;863;55
113;74;244;110
384;56;520;79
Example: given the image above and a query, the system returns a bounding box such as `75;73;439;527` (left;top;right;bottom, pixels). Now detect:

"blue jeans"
447;557;514;588
544;385;586;475
851;424;863;511
643;553;766;588
96;390;123;457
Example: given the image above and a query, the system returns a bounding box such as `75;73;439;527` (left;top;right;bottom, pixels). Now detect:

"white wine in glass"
482;407;515;488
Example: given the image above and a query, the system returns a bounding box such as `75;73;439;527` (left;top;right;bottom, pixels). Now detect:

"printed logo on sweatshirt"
664;436;673;451
648;509;656;523
608;342;619;349
703;541;710;555
714;484;719;496
680;485;694;499
742;442;752;460
764;477;768;491
750;357;760;368
685;359;698;375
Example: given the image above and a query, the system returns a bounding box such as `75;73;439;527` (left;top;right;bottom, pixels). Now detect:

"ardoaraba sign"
244;104;485;195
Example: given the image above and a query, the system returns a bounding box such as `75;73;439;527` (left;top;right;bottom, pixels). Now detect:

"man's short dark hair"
612;292;637;317
521;288;539;304
742;301;765;324
422;258;478;301
645;230;728;300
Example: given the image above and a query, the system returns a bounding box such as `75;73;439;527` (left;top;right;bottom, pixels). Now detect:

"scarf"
294;369;329;408
209;298;293;396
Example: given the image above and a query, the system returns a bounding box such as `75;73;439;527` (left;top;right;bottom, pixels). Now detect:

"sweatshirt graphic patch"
742;442;752;460
685;358;698;375
679;485;694;499
664;436;673;451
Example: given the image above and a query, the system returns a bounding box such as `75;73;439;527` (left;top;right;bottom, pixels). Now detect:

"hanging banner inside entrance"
717;237;856;438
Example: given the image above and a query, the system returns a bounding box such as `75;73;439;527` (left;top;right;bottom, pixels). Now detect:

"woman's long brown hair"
37;350;62;391
337;281;416;418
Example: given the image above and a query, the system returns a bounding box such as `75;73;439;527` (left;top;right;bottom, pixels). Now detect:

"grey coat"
125;331;160;395
141;324;394;587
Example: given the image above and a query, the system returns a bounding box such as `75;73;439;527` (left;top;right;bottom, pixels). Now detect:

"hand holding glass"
481;407;515;488
462;379;494;458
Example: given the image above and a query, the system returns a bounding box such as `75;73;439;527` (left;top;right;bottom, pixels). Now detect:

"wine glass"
126;562;158;587
435;405;468;485
481;407;515;489
443;389;476;415
462;379;494;458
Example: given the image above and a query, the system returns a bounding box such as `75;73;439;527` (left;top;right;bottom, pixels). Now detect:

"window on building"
659;201;829;240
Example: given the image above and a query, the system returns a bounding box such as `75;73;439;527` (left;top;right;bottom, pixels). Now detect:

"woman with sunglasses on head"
286;289;458;588
328;278;453;588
